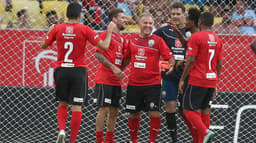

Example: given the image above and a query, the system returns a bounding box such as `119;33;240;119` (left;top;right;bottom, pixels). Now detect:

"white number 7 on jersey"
209;49;215;70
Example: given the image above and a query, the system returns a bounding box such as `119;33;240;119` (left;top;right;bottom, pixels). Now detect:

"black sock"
166;112;177;142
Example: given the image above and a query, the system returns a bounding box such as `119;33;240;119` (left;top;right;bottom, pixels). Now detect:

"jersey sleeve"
45;26;57;46
187;34;199;57
86;26;102;46
159;38;173;60
96;31;107;53
153;28;163;37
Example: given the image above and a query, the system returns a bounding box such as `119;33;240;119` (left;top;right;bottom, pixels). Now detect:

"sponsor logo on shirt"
175;39;182;47
135;48;147;61
65;26;73;34
208;34;217;46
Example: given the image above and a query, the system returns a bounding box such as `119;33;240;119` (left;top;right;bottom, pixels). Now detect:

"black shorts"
181;83;214;111
125;84;161;113
95;84;122;108
54;67;88;105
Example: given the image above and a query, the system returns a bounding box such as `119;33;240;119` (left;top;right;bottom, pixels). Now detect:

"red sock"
70;111;82;143
128;118;140;143
57;106;68;131
201;114;210;129
185;111;207;143
181;114;198;143
105;131;114;143
149;117;161;143
96;131;104;143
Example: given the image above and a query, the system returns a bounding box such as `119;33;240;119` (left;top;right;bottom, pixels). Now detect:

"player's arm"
41;24;55;49
178;55;195;94
250;38;256;55
165;57;175;75
121;58;131;70
96;22;116;51
166;21;187;48
217;60;222;79
95;51;124;79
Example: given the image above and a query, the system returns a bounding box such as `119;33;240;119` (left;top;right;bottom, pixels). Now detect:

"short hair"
171;2;185;13
17;9;26;18
199;12;214;27
108;8;124;21
46;10;57;17
138;12;153;23
187;8;201;26
66;3;81;19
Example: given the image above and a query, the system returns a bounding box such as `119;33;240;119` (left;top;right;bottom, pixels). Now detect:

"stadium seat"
214;17;223;25
42;1;69;21
11;0;47;28
0;0;4;12
184;4;200;10
125;24;140;33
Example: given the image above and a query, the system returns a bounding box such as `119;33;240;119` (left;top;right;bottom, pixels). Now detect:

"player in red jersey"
122;13;175;143
94;8;127;143
178;12;223;143
250;38;256;55
40;3;116;143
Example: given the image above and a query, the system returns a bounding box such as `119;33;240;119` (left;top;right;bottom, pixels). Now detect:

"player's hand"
165;63;174;75
178;80;185;94
166;21;179;32
107;21;117;32
176;60;184;69
212;87;217;99
111;65;124;80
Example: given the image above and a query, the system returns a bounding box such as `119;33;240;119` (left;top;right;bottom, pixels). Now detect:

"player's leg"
145;84;162;143
95;84;111;143
182;85;209;143
178;78;198;143
126;85;143;143
162;79;179;142
105;86;122;143
69;67;87;143
54;67;69;143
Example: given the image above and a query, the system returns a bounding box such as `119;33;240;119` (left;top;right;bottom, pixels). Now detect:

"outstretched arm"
95;51;124;79
96;22;116;51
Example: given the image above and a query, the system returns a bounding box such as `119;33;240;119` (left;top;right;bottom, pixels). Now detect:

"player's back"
187;30;223;88
53;23;99;68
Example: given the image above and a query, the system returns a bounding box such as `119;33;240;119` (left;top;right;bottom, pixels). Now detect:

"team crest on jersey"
208;34;215;42
65;26;73;34
148;40;155;47
138;48;145;56
175;40;182;47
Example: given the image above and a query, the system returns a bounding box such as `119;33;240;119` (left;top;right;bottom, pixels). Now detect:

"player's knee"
148;111;160;118
129;112;141;119
166;112;176;129
165;101;177;112
71;104;82;112
108;107;119;118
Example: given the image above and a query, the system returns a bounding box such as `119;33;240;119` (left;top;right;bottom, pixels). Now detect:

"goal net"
0;0;256;143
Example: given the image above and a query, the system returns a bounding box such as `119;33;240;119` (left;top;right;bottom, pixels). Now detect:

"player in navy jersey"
179;12;223;143
153;2;186;142
94;8;127;143
122;13;175;143
167;8;201;143
250;38;256;55
41;3;116;143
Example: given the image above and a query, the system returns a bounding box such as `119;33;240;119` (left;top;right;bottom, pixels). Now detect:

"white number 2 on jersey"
209;49;215;70
64;42;73;63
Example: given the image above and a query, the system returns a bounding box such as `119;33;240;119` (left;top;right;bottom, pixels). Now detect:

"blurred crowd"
1;0;256;34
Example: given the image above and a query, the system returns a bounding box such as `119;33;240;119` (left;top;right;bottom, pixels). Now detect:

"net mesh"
0;0;256;143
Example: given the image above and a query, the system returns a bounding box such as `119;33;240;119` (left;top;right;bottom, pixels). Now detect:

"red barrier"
0;30;255;92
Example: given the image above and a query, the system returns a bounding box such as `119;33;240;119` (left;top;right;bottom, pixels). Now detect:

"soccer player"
40;3;116;143
178;12;223;143
123;13;175;143
94;8;127;143
250;38;256;55
167;8;201;143
153;2;186;142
